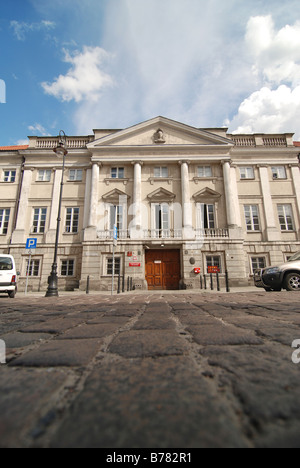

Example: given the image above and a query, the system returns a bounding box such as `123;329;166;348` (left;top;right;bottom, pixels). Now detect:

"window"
244;205;260;231
61;259;75;276
32;208;47;233
206;256;221;273
107;257;121;276
197;166;212;178
240;167;254;179
3;170;16;183
109;205;124;233
25;259;40;277
37;170;51;182
196;204;215;230
277;204;294;231
111;167;124;179
154;167;168;178
272;166;286;180
65;208;80;233
69;169;83;181
0;208;10;235
152;203;170;237
251;257;266;273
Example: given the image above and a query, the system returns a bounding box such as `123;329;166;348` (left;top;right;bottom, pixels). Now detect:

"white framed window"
65;207;80;233
240;167;254;179
251;257;266;274
197;166;212;178
109;204;125;233
154;167;169;178
111;167;125;179
206;255;222;273
106;257;121;276
69;169;83;181
37;170;51;182
32;208;47;234
271;166;286;180
0;208;10;235
277;204;294;231
61;259;75;276
151;203;170;237
3;170;16;183
244;205;260;232
25;258;40;277
196;204;215;230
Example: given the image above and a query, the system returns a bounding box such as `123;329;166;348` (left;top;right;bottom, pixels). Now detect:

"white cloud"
228;15;300;138
10;20;56;41
28;123;48;136
72;0;256;132
230;85;300;136
41;46;114;103
246;15;300;86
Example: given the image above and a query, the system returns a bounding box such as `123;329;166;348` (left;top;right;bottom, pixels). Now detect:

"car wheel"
8;290;16;298
284;273;300;291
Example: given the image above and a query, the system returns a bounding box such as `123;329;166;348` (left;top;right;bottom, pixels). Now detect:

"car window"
288;252;300;262
0;257;13;271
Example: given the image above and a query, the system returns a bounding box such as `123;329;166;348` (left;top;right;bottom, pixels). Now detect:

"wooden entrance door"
145;250;181;290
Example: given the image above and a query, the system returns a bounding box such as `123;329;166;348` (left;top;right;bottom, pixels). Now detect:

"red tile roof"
294;142;300;147
0;145;29;151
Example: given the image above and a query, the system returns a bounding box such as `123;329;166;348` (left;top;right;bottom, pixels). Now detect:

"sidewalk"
15;285;259;298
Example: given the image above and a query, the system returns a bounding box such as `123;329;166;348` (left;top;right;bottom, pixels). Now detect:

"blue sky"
1;0;300;145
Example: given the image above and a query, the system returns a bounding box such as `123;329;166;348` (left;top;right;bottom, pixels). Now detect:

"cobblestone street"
0;289;300;448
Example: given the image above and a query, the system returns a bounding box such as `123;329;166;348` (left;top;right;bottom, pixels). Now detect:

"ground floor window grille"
107;257;121;276
251;257;266;274
25;259;40;277
206;255;221;273
61;259;75;276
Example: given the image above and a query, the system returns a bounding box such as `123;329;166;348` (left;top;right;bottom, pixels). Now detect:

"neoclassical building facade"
0;116;300;292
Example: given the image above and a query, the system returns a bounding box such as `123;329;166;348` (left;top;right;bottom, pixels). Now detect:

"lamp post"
45;131;68;297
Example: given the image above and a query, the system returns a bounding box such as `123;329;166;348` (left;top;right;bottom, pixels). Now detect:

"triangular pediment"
192;187;222;202
102;189;130;204
88;116;233;148
147;187;176;202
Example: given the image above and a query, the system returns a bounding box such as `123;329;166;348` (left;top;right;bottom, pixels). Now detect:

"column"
45;168;62;243
130;161;143;238
84;162;100;241
11;168;33;244
222;161;240;228
179;161;193;239
258;165;279;241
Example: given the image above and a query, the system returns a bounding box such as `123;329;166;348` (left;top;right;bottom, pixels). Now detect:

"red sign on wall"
129;263;141;267
207;266;220;273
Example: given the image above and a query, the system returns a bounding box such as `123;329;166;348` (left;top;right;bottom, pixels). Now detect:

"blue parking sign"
26;238;37;250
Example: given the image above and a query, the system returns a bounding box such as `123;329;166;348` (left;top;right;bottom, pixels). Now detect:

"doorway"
145;249;180;290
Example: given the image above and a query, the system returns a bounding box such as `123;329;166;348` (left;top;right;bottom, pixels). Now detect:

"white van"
0;255;18;298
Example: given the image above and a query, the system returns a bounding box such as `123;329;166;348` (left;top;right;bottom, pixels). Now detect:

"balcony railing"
96;228;229;240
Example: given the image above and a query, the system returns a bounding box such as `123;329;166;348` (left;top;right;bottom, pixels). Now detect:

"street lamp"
45;131;68;297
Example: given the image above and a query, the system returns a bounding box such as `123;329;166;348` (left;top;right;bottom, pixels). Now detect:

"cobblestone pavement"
0;289;300;448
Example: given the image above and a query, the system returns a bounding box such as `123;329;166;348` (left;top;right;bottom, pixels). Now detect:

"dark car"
254;251;300;292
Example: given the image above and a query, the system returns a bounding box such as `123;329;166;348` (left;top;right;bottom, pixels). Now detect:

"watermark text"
292;339;300;364
0;339;6;364
0;79;6;103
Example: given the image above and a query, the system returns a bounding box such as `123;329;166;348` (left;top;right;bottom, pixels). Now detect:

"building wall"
0;118;299;292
